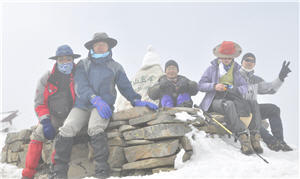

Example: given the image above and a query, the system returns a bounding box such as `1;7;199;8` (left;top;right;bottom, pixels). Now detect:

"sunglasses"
244;58;256;63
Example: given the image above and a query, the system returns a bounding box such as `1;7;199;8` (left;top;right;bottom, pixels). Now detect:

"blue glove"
134;99;158;111
177;93;191;106
41;118;56;140
161;95;174;107
90;96;112;119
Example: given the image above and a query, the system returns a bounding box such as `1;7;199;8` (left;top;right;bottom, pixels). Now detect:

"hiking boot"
238;133;254;155
90;133;110;178
266;139;282;152
280;141;293;152
250;132;263;154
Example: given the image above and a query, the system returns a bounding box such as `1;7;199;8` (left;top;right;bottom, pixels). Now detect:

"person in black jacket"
148;60;198;107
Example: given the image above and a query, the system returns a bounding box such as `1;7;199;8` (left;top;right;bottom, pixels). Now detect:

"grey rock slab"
125;140;154;146
123;123;191;140
112;107;154;121
129;113;158;126
180;136;193;151
124;139;179;162
122;155;176;170
119;125;137;133
108;120;128;130
108;146;126;168
147;113;184;125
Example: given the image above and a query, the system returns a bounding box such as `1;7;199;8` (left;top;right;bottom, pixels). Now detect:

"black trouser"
259;103;284;143
211;99;247;134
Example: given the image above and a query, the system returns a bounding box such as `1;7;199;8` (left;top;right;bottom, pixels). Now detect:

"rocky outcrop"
1;107;242;178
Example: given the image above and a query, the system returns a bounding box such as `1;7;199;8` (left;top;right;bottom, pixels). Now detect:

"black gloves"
279;61;291;82
159;78;175;94
177;80;189;93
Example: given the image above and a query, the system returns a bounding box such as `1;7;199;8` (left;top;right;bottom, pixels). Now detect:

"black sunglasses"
244;58;256;63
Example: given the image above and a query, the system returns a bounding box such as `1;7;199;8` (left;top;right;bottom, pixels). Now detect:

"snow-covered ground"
0;112;298;179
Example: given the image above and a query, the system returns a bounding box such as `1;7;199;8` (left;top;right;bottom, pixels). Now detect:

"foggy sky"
1;2;299;145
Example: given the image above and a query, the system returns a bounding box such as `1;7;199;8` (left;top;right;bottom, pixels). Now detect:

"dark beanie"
165;59;179;72
241;53;256;63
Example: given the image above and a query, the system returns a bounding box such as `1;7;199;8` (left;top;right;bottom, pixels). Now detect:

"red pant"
22;140;43;178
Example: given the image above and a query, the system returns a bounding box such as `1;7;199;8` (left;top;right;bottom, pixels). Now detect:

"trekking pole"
202;110;269;164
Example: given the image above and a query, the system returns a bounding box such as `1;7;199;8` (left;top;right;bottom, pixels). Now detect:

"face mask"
57;62;73;74
90;49;110;59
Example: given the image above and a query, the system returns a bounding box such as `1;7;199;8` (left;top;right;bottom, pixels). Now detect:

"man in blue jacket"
49;32;158;179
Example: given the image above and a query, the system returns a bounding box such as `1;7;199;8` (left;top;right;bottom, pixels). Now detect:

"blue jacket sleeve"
115;66;141;105
74;60;95;103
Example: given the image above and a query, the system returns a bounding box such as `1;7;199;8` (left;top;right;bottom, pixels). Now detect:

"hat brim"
49;54;81;60
213;43;242;58
84;38;117;50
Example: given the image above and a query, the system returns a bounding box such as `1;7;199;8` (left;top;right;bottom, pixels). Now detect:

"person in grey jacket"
49;32;158;179
148;60;198;108
240;52;292;151
198;41;263;155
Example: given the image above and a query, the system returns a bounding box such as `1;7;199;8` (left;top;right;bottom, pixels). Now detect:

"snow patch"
175;111;196;122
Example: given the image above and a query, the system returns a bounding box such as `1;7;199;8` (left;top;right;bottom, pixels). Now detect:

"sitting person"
148;59;198;108
239;52;292;151
22;45;80;179
198;41;262;155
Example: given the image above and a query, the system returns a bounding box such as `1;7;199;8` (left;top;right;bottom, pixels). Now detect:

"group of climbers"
21;33;293;179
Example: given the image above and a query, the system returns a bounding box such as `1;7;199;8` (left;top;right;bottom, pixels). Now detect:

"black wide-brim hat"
84;32;118;50
49;45;81;60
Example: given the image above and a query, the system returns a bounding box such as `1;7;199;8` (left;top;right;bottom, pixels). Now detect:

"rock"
5;129;32;144
123;123;191;140
147;113;184;125
108;136;126;147
129;113;157;126
180;136;193;151
107;131;121;139
198;124;228;136
182;151;193;162
68;158;95;179
124;139;179;162
17;144;28;168
7;150;19;163
108;120;128;130
162;107;199;115
191;117;206;127
1;145;8;163
8;141;23;152
119;125;137;133
122;155;176;170
111;168;122;172
133;169;148;176
123;128;145;140
112;107;154;121
152;167;175;173
108;146;126;168
126;140;154;146
41;142;53;164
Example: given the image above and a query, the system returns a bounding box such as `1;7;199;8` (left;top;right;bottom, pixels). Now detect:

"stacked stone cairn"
1;107;245;178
